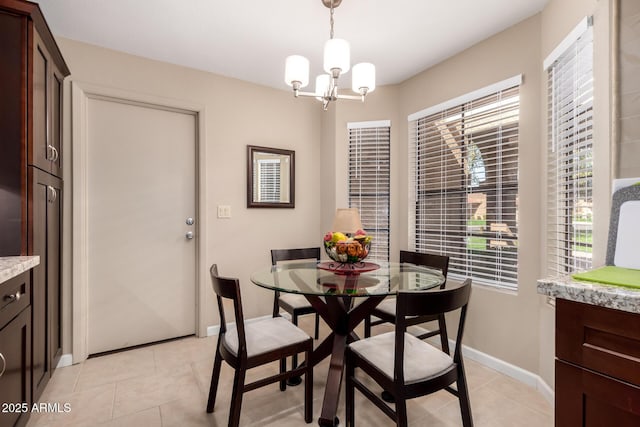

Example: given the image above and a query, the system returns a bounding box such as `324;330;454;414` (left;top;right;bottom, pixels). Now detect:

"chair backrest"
271;247;321;265
400;250;449;278
394;278;472;380
209;264;248;358
270;248;321;316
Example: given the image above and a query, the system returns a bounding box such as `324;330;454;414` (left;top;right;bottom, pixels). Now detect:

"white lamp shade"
315;74;331;97
285;55;310;88
323;38;350;74
352;62;376;94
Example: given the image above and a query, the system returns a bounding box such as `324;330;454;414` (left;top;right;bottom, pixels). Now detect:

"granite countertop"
0;256;40;284
537;274;640;314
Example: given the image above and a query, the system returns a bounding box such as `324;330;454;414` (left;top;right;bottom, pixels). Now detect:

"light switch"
217;205;231;218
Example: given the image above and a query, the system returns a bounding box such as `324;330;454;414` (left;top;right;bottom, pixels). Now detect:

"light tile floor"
26;318;553;427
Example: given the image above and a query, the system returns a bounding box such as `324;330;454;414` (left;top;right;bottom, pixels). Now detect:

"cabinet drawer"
556;360;640;426
557;298;640;386
0;272;31;328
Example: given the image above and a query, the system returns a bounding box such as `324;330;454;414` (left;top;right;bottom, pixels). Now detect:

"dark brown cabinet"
29;169;63;400
0;0;70;418
0;272;32;427
555;298;640;426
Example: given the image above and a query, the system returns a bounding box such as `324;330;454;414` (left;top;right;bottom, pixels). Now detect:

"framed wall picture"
247;145;295;208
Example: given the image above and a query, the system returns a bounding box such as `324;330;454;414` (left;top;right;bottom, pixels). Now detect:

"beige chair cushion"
374;298;396;316
348;332;453;383
279;293;312;310
224;317;310;358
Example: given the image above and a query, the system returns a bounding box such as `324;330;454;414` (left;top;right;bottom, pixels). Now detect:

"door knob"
186;217;194;225
185;231;194;240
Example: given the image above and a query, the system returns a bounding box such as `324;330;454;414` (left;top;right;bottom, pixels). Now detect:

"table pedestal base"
303;293;385;426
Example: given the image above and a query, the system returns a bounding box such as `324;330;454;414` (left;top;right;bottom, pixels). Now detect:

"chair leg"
345;353;355;427
206;347;223;413
456;362;474;427
314;313;320;339
292;314;299;368
396;396;408;427
304;346;313;423
438;314;450;354
364;315;371;338
228;368;246;427
279;357;287;391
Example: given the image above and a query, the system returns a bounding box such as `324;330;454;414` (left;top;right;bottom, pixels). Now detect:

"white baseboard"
56;354;73;368
536;375;555;405
460;343;554;404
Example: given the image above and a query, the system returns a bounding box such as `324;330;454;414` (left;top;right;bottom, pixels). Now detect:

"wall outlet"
217;205;231;218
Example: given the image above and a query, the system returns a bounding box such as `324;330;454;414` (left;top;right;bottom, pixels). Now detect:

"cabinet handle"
0;353;5;378
47;144;55;161
3;291;22;303
52;146;59;162
47;186;57;203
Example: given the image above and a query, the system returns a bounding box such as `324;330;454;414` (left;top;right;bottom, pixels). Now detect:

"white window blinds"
546;18;594;275
348;121;391;263
409;79;520;289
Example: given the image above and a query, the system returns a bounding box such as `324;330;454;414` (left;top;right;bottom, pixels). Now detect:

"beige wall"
58;38;323;355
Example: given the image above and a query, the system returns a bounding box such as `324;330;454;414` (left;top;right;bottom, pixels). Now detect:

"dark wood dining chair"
346;278;473;427
271;247;321;340
364;250;450;353
206;264;313;427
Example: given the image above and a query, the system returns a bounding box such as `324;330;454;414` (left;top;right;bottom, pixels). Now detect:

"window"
348;121;391;263
409;76;521;289
546;18;594;275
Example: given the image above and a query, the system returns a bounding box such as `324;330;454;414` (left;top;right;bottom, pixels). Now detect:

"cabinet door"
47;178;62;367
0;307;32;427
31;30;51;173
49;64;64;178
31;29;64;178
28;167;62;401
556;360;640;426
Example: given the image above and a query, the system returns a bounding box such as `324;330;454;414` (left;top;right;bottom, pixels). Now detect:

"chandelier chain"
329;0;335;39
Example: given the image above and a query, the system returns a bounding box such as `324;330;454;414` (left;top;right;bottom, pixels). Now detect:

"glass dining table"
250;261;445;426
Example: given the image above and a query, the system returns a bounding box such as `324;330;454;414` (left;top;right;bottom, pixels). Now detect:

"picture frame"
247;145;295;208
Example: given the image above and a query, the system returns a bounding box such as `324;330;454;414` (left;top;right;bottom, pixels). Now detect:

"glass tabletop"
250;261;445;297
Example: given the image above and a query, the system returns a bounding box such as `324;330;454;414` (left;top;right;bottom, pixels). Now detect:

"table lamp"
331;208;363;236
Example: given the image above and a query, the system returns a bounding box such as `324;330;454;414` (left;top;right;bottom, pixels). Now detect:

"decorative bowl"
323;231;372;264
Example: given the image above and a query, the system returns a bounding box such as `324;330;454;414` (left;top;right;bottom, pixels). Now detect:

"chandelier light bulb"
323;38;350;75
285;55;310;88
315;74;331;98
352;62;376;94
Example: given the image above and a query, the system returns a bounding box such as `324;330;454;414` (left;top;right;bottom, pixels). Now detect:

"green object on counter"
572;266;640;289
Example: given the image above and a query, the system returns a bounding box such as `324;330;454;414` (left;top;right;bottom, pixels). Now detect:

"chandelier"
284;0;376;110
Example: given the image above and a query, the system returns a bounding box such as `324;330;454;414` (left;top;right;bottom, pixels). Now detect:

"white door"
87;97;197;354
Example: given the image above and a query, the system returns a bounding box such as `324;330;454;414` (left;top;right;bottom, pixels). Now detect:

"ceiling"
35;0;548;91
